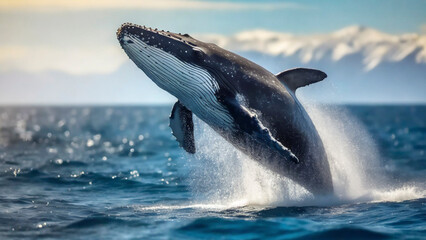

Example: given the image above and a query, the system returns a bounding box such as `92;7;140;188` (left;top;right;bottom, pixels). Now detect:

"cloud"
0;0;303;11
0;45;126;75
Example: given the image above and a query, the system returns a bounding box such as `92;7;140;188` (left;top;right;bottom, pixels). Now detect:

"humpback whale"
117;23;333;195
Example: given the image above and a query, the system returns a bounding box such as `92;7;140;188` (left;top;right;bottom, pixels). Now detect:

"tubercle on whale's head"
116;22;192;41
117;23;176;43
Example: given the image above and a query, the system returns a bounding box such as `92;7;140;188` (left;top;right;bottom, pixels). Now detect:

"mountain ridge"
197;25;426;71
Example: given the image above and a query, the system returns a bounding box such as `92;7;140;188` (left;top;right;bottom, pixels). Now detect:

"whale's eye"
193;47;205;59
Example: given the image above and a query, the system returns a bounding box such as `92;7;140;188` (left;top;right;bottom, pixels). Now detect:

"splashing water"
186;104;425;207
306;104;424;202
188;118;310;207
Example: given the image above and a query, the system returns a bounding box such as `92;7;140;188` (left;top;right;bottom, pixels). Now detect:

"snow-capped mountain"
198;25;426;71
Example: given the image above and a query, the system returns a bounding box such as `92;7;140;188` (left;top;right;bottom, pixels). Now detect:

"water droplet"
86;139;94;147
130;170;139;178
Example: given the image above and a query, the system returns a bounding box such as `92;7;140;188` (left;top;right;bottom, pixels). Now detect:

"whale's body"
117;23;333;195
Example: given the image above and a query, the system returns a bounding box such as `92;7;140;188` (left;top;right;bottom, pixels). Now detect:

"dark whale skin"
117;23;333;195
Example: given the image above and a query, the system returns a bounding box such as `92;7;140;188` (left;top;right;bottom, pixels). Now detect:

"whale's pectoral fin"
169;101;196;154
224;98;299;164
275;68;327;92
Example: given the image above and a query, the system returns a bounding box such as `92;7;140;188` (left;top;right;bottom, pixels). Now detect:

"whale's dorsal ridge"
275;68;327;92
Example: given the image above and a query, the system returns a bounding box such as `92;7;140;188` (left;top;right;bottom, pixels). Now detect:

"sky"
0;0;425;104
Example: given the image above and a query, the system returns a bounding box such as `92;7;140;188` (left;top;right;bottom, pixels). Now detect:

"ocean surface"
0;105;424;239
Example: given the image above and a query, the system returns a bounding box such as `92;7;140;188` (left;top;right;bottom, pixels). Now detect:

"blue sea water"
0;105;424;239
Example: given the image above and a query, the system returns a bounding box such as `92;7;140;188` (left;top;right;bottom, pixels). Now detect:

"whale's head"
117;23;227;101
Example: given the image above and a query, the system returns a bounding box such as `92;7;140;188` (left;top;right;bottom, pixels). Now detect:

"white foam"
133;203;233;212
305;104;379;199
362;185;426;203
